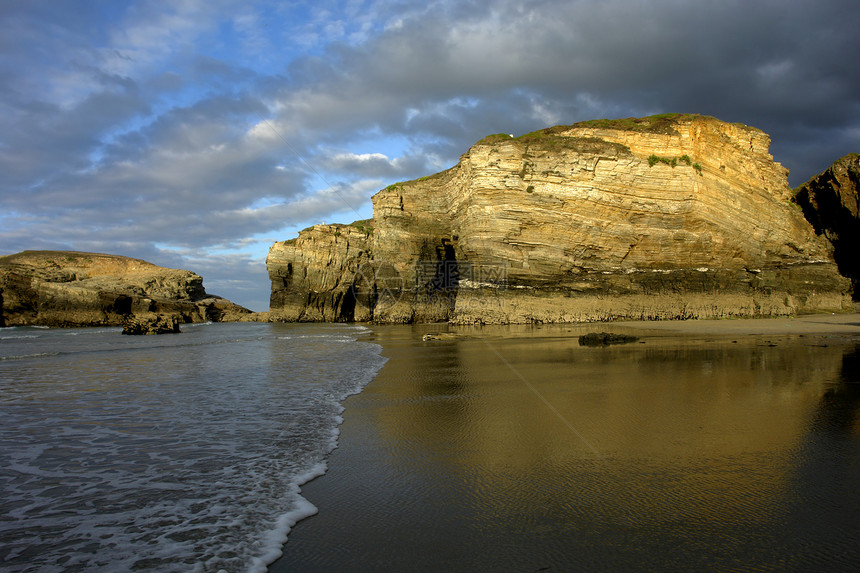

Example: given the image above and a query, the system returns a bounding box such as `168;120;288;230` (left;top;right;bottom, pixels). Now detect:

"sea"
0;322;387;572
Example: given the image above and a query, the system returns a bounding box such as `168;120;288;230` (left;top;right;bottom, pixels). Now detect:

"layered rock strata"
122;314;183;335
268;114;852;324
792;154;860;300
0;251;255;327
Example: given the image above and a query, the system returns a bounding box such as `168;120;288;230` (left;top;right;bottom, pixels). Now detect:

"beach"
271;314;860;572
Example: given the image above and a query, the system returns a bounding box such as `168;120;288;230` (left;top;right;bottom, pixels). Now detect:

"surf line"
480;337;603;458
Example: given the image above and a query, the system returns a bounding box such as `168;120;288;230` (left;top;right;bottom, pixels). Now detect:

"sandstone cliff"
0;251;256;327
792;153;860;300
268;114;852;324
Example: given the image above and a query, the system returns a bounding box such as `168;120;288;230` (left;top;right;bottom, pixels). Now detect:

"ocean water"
0;322;386;572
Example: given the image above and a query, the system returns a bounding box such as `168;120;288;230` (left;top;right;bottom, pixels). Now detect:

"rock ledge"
0;250;259;328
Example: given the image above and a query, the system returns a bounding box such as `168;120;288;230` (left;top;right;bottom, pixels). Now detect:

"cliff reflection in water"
363;328;860;570
782;346;860;570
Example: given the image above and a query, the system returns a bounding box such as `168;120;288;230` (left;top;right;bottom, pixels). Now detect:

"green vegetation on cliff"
478;128;631;157
648;153;703;174
349;219;374;236
573;113;709;134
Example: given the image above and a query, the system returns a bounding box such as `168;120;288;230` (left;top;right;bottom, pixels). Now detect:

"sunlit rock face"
792;153;860;300
0;251;254;327
267;114;852;324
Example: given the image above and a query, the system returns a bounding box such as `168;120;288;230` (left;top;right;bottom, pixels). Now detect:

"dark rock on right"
793;153;860;300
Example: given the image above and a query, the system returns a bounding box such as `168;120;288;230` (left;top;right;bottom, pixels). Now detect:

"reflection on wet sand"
274;326;860;572
782;347;860;570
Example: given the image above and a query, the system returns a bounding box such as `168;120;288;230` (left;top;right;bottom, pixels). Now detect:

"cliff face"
0;251;255;327
268;114;852;324
792;154;860;300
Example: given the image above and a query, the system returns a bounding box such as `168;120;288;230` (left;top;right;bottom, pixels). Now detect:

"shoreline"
408;310;860;345
269;313;860;572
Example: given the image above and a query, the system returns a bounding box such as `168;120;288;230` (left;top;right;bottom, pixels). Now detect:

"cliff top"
301;114;790;248
0;250;183;276
2;250;156;265
794;153;860;191
476;113;757;145
376;115;719;200
568;112;756;134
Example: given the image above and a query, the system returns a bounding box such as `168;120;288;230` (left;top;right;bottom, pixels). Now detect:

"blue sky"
2;0;858;311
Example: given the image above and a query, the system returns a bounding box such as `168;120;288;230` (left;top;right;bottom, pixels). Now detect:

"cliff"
0;251;256;327
267;114;852;324
792;153;860;300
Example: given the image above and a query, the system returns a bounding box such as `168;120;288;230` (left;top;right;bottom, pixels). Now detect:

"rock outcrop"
578;332;640;346
792;153;860;300
0;251;256;327
121;314;182;335
267;114;853;324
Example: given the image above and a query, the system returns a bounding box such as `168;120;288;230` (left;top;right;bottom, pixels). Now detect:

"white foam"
248;463;327;573
0;322;388;572
0;352;59;361
58;327;119;335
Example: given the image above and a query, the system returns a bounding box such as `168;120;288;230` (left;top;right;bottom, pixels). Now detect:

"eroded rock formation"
268;114;852;324
0;251;256;327
792;153;860;300
122;314;182;335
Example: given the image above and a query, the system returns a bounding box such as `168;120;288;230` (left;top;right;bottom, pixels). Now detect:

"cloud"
317;151;427;179
1;0;858;311
270;0;859;177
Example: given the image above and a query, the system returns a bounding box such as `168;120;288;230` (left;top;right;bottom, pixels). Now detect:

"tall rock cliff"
0;251;255;327
268;114;852;324
792;153;860;300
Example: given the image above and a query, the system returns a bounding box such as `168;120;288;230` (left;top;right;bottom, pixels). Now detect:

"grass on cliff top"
381;166;453;193
349;219;374;235
475;113;768;156
284;219;375;244
574;113;760;134
473;114;697;146
0;250;123;266
573;113;709;134
478;128;632;156
477;133;518;145
376;163;456;197
479;114;726;146
475;113;718;153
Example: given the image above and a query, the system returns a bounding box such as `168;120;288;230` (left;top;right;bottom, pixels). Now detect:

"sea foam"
0;322;386;572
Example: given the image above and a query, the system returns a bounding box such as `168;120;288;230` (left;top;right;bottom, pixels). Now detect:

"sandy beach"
270;313;860;572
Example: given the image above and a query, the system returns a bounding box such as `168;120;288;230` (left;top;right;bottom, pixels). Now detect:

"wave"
0;352;60;361
0;322;388;572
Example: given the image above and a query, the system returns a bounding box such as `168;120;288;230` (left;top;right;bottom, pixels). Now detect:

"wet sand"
270;314;860;572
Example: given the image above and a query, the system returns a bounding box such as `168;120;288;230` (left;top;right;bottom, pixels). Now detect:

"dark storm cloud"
278;0;858;182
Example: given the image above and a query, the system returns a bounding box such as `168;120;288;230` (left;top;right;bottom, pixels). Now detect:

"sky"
1;0;858;312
